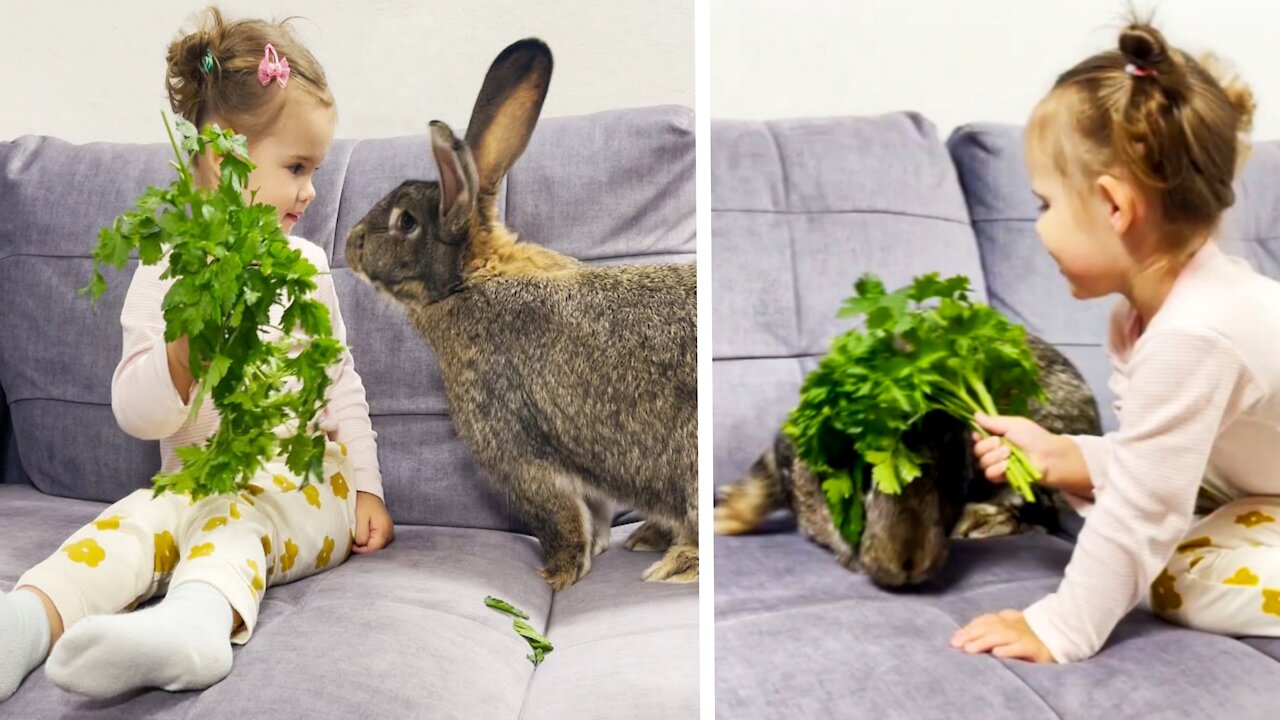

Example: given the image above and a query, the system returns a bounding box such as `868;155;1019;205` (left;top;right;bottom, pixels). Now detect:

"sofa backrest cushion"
711;113;984;486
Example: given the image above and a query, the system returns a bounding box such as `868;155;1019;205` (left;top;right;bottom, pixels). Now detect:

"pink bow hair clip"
258;43;290;88
1124;63;1155;78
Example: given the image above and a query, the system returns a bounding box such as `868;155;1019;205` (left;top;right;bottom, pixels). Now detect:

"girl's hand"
165;336;196;403
950;609;1055;663
972;413;1093;497
972;413;1060;485
353;491;395;554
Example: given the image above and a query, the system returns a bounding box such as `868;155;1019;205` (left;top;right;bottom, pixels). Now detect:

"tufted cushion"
711;112;984;490
716;526;1280;719
0;383;14;484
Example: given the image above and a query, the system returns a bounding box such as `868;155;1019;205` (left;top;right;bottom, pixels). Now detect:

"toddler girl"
0;7;392;700
952;21;1275;664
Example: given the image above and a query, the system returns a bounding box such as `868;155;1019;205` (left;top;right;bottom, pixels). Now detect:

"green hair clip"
199;49;215;75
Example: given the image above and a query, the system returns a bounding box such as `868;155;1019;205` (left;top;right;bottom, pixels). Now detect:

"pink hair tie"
258;43;290;88
1125;62;1155;78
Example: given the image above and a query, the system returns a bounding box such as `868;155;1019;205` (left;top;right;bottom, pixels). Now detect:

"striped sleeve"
1023;328;1248;662
110;261;193;440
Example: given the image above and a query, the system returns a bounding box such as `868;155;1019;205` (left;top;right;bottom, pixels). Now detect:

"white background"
712;0;1278;139
0;0;693;143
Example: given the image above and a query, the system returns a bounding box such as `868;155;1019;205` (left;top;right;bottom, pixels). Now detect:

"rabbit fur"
715;333;1101;588
345;39;697;590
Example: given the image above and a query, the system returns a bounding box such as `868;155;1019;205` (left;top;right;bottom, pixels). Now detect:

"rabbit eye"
397;210;418;234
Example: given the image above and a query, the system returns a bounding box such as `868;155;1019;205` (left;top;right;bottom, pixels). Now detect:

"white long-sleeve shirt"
1023;241;1280;663
110;237;384;499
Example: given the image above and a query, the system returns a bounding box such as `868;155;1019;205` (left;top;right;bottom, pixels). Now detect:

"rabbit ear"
430;121;478;235
463;38;552;201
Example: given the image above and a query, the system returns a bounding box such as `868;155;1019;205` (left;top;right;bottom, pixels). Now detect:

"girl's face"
1026;146;1135;300
197;94;337;235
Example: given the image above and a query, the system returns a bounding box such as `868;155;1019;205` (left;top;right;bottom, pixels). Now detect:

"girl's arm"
1052;298;1132;509
111;261;195;440
1022;327;1251;663
1055;433;1110;500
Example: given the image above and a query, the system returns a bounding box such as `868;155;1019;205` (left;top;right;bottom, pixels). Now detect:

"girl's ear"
1096;174;1139;237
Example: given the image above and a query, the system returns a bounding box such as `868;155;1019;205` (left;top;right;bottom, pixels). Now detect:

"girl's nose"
300;179;317;204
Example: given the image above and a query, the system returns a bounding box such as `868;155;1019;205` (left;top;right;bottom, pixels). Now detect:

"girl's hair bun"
163;6;332;136
166;19;221;123
1118;23;1188;96
1198;52;1257;136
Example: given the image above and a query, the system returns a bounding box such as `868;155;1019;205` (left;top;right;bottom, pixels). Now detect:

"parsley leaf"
784;273;1047;548
484;595;531;619
485;596;553;666
83;114;342;500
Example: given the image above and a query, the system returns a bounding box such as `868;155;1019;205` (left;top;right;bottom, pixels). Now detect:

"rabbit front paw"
587;496;614;558
590;525;612;558
539;551;590;590
836;547;859;571
951;502;1020;539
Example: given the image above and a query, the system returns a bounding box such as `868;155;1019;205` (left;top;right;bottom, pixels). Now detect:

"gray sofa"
0;105;697;718
712;113;1280;718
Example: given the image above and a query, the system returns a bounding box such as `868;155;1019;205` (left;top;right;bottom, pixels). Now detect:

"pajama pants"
1151;496;1280;637
16;441;356;644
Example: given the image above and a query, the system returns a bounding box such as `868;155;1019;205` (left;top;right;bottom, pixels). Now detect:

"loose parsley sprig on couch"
83;114;342;500
782;273;1047;547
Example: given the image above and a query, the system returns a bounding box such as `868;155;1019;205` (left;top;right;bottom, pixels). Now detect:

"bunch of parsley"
83;116;341;500
782;273;1046;547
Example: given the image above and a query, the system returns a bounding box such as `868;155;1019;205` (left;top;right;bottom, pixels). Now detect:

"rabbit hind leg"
624;520;673;552
715;445;788;535
642;513;698;584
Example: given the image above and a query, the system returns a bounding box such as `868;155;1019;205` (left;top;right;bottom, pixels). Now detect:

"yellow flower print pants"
1151;496;1280;636
16;441;356;644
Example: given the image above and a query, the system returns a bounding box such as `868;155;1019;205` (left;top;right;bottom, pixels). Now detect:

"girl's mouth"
284;212;300;224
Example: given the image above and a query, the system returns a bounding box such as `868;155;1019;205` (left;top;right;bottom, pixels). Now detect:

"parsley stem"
161;110;188;182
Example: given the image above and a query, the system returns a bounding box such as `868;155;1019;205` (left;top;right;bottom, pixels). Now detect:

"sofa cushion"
711;113;984;489
0;106;694;531
0;383;10;484
948;124;1280;432
0;484;697;719
716;530;1280;719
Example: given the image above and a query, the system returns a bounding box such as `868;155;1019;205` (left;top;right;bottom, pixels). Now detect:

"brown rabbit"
344;39;697;590
716;333;1101;587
